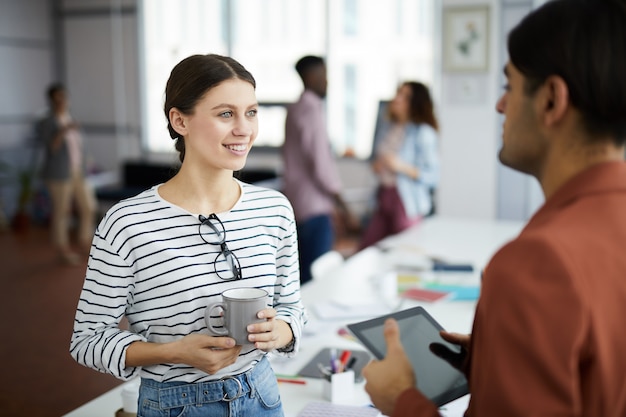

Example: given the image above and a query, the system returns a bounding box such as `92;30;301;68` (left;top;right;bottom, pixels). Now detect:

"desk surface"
63;216;523;417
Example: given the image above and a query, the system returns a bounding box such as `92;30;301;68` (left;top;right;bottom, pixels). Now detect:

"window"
140;0;437;158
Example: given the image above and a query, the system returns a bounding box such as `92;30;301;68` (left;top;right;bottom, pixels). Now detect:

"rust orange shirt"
393;161;626;417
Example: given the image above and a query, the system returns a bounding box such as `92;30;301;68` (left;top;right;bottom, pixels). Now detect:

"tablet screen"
347;306;468;406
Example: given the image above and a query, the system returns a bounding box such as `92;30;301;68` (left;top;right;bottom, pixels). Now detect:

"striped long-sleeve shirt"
70;180;306;382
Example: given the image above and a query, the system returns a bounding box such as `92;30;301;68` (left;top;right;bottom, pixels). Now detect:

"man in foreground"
362;0;626;415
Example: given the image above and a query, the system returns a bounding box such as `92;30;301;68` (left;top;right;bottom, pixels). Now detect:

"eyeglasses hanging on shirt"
198;214;242;281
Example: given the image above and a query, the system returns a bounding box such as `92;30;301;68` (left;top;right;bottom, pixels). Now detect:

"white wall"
436;0;501;220
0;0;54;219
437;0;545;222
60;0;142;173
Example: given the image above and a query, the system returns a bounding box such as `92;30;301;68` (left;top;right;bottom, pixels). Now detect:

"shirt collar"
532;161;626;220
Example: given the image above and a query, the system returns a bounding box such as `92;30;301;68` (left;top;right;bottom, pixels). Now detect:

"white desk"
63;216;523;417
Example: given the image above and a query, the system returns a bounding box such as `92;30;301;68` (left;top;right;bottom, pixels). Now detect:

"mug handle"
205;303;229;336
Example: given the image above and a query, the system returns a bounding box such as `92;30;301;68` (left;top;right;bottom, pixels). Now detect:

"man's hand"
362;319;416;416
429;331;471;374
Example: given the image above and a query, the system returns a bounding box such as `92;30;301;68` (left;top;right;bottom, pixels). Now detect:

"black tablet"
347;306;469;406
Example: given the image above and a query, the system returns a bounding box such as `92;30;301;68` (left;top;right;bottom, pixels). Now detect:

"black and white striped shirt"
70;181;305;382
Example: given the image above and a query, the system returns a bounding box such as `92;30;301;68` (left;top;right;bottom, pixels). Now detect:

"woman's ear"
169;107;188;137
541;75;569;127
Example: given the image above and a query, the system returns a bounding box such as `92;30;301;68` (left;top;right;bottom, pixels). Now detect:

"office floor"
0;225;121;417
0;223;359;417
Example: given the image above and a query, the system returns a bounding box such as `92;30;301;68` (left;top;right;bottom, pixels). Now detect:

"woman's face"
389;84;412;122
176;78;258;173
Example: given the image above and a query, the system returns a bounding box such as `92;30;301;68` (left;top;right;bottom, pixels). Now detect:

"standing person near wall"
70;54;306;416
282;55;357;285
39;83;96;265
359;81;440;249
362;0;626;415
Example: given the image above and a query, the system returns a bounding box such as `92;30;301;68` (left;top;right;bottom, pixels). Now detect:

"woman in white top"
70;54;305;416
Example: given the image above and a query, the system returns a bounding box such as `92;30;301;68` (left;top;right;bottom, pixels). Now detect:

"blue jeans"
137;357;283;417
297;214;334;285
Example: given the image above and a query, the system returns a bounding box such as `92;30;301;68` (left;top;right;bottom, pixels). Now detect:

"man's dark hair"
508;0;626;144
294;55;325;80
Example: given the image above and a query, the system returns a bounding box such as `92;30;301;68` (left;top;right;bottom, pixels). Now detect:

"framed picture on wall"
443;5;490;72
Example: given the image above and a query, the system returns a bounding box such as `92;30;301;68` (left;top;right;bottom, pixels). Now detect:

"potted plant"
12;169;35;232
0;160;37;233
0;161;10;232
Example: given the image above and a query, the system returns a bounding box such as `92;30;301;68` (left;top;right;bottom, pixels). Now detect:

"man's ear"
540;75;569;127
169;107;188;137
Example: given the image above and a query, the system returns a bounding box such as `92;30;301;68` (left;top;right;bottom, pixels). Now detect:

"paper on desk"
425;283;480;301
439;394;470;417
312;301;391;320
298;401;382;417
301;319;327;336
401;287;451;302
383;249;433;271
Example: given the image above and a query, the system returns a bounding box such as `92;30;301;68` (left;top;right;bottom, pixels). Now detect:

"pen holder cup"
322;370;355;404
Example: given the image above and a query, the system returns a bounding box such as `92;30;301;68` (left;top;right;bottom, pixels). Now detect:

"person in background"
39;83;96;265
282;55;358;285
70;54;306;416
362;0;626;415
359;81;440;249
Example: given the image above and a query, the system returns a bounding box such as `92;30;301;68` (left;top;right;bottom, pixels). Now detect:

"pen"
339;350;352;370
330;348;337;373
277;378;307;385
345;356;357;371
333;358;342;373
275;373;299;378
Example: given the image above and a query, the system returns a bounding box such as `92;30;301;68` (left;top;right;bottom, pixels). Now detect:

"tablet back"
347;306;469;406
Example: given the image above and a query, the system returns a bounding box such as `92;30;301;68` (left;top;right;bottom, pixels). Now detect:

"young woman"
70;54;305;416
359;81;440;249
